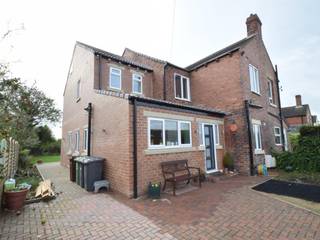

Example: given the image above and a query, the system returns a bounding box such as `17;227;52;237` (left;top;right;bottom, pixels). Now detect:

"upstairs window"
249;64;260;94
252;123;262;150
174;74;190;101
268;80;274;104
132;73;142;94
76;79;81;99
109;67;121;90
274;127;282;145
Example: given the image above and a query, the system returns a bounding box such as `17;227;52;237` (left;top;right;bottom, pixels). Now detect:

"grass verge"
30;155;60;165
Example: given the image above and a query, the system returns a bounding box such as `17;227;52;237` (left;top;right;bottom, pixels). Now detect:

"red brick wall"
134;106;225;195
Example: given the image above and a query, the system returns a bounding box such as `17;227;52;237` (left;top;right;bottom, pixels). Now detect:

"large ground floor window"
148;118;192;149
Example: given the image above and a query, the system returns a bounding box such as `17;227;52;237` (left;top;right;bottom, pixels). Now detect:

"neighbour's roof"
186;35;255;71
76;41;153;72
282;105;310;118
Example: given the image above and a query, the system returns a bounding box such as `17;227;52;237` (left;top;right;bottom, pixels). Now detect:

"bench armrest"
187;166;201;175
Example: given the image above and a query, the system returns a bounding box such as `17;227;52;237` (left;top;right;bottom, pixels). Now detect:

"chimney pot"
295;95;302;107
246;14;262;39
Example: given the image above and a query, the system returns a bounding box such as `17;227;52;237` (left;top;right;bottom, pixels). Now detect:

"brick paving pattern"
1;163;320;239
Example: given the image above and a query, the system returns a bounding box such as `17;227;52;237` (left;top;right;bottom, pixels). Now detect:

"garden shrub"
274;126;320;172
223;152;234;170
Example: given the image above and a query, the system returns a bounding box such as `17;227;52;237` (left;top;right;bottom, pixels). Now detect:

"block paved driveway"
0;163;320;240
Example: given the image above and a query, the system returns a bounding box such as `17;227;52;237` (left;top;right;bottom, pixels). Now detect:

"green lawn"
31;155;60;165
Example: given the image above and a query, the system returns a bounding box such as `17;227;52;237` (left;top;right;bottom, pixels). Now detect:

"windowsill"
108;87;121;92
198;145;223;150
131;92;143;96
270;103;277;108
76;97;81;102
216;145;223;149
254;149;265;155
145;147;197;155
251;91;261;96
175;97;191;102
206;169;222;174
275;144;283;146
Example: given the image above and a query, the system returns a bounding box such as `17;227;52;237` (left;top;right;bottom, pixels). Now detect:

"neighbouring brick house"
282;95;317;132
61;14;288;197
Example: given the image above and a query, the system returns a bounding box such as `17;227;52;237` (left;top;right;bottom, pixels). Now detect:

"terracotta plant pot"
4;188;28;211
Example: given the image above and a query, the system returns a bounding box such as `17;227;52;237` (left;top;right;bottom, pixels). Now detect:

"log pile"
35;180;55;199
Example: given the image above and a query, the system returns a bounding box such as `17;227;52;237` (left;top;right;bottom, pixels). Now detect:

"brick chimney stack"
246;14;262;39
295;95;302;107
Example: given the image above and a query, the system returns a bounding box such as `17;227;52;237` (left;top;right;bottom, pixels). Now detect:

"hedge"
274;126;320;172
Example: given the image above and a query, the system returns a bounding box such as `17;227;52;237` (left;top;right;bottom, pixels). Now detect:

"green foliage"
289;132;299;151
274;126;320;172
0;64;61;148
30;125;60;155
30;155;60;165
223;152;234;170
19;149;32;169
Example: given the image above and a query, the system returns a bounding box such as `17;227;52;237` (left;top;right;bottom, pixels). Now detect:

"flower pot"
148;182;161;199
4;188;28;211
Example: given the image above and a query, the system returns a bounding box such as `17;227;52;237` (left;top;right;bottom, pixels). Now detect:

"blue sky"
1;0;319;137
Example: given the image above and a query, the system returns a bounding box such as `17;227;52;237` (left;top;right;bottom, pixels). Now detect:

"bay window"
148;118;192;148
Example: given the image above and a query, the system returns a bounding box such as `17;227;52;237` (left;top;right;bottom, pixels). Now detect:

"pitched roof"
76;41;153;72
123;48;188;72
282;105;310;118
186;35;255;71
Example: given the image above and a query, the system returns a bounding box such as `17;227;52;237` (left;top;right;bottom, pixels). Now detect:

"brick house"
282;95;317;132
61;14;288;197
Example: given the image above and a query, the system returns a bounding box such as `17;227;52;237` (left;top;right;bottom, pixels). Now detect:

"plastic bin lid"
74;156;105;164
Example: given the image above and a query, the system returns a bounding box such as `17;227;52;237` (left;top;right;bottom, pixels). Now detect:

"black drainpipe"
244;100;254;175
163;63;168;100
275;65;285;151
132;98;138;198
84;103;92;156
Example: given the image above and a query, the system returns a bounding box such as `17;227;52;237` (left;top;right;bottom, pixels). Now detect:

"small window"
249;64;260;94
76;79;81;99
268;80;274;104
75;130;80;152
109;67;121;90
180;122;191;145
252;123;262;150
149;119;164;147
84;128;88;150
67;132;72;152
165;120;178;146
214;124;220;145
174;74;190;100
132;73;142;94
274;127;282;145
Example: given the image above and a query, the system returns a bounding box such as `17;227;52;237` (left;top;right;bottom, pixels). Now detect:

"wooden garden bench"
161;160;201;196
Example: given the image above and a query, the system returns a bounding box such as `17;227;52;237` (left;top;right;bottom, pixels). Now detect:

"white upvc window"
274;126;282;145
76;79;81;99
252;123;262;150
284;128;288;151
148;118;192;149
109;67;121;90
132;73;143;94
174;73;190;101
214;124;220;145
268;80;274;104
67;131;72;152
249;64;260;94
75;130;80;152
83;128;88;150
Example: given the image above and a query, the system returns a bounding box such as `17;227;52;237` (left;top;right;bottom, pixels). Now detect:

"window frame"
83;128;88;151
274;126;282;146
249;64;260;95
174;73;191;101
109;67;122;90
132;73;143;94
148;117;192;149
252;123;262;150
67;131;72;152
199;123;220;147
268;80;274;104
74;130;80;152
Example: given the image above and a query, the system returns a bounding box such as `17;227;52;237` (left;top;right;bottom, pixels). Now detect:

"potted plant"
148;182;161;199
4;183;29;211
223;152;234;173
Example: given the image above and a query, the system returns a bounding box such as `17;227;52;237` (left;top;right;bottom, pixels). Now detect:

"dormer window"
109;67;121;90
249;64;260;94
132;73;143;94
174;73;190;101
